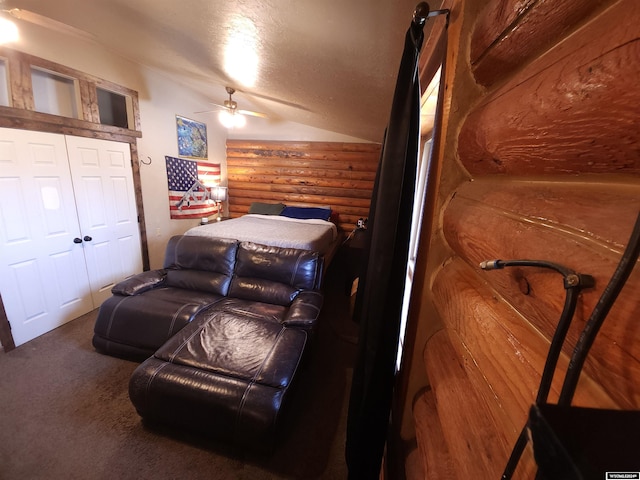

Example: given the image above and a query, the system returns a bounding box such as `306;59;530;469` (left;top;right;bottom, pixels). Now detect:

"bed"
184;206;341;270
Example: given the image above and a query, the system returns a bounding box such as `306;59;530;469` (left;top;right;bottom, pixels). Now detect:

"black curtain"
345;12;426;480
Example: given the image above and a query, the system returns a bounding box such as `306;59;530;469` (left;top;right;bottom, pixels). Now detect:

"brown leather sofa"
92;234;324;450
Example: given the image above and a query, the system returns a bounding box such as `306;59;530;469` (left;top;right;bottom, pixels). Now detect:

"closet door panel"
65;136;142;306
0;128;93;346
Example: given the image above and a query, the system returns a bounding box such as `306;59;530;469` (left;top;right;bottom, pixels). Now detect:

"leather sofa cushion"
129;309;308;450
228;277;298;306
153;310;306;388
162;235;238;296
282;290;324;329
229;242;321;305
93;287;223;360
215;297;288;324
165;269;232;295
112;269;166;295
129;357;293;450
234;242;320;290
164;235;238;272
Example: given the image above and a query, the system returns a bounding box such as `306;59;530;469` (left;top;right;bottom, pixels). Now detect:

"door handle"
73;237;82;244
83;236;92;242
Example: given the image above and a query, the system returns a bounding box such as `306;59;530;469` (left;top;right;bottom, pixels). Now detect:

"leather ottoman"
128;308;308;451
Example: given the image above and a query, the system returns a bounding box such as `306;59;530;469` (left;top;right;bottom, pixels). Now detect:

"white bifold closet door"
0;128;142;347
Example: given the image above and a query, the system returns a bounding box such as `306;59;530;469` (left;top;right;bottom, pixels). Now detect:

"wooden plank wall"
225;140;380;234
407;0;640;478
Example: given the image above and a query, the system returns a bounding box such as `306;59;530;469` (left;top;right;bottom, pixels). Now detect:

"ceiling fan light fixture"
233;113;246;128
218;109;246;128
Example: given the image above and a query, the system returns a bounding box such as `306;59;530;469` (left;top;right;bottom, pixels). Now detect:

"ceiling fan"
197;87;267;128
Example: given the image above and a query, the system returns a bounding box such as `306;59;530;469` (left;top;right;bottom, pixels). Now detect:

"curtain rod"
413;2;450;27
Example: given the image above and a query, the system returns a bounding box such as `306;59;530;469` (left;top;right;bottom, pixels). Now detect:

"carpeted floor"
0;261;359;480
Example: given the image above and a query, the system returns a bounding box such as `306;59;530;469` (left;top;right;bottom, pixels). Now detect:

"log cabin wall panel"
407;0;640;477
226;140;380;233
470;0;614;87
452;179;640;249
430;257;618;474
442;183;640;410
412;389;457;480
424;329;532;478
460;0;640;176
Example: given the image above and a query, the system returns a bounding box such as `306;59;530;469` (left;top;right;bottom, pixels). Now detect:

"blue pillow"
280;206;332;221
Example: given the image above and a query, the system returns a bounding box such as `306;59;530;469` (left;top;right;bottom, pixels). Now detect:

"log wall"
405;0;640;477
225;140;380;234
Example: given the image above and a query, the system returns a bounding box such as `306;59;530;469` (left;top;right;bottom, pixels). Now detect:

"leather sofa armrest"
282;290;324;329
111;269;167;296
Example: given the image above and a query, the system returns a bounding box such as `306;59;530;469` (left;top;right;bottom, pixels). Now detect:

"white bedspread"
184;214;338;254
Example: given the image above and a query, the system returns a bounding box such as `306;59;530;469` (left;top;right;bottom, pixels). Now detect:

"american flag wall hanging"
165;156;221;219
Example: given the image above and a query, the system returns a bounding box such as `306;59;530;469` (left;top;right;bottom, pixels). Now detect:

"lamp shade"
210;185;227;202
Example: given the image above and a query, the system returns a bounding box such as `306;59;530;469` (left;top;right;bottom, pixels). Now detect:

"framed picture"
176;115;208;159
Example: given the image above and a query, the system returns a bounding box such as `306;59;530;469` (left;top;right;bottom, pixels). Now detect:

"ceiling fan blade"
237;89;312;112
237;109;268;118
193;103;228;114
196;87;267;118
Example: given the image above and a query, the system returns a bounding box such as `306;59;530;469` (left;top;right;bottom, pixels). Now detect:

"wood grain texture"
0;106;142;142
5;50;34;111
433;258;617;409
404;448;425;480
470;0;533;63
470;0;612;86
442;184;640;409
459;0;640;176
226;140;380;233
425;329;512;478
412;388;457;480
453;179;640;250
0;47;142;136
129;142;150;271
78;80;100;123
409;0;640;477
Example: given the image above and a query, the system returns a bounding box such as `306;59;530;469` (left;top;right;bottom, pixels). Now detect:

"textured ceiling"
4;0;434;141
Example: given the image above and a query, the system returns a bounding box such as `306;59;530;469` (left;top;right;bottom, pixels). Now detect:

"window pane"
31;68;78;118
0;59;9;107
97;87;129;128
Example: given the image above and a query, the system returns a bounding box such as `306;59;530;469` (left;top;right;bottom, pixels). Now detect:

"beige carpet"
0;262;358;480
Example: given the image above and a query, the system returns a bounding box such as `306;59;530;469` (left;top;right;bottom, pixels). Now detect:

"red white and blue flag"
165;156;221;219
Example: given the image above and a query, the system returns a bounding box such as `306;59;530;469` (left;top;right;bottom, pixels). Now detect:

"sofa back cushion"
229;242;321;305
163;235;239;295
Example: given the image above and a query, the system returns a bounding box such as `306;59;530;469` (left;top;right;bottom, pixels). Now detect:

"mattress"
184;214;338;255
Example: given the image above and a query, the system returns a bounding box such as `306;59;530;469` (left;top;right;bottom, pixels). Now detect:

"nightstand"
344;228;367;296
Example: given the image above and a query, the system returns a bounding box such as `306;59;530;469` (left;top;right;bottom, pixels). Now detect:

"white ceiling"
3;0;435;141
